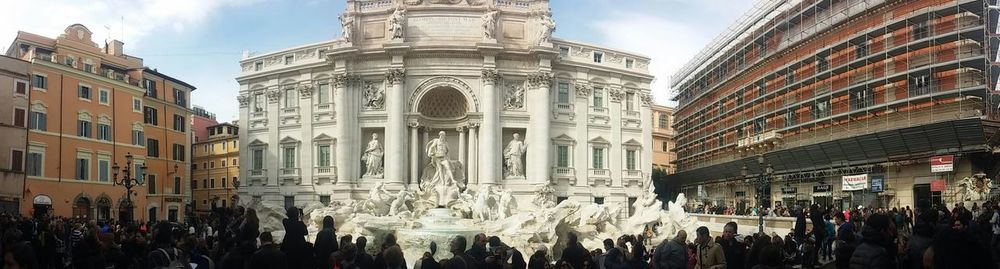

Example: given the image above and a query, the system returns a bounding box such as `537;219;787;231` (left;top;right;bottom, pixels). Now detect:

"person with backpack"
147;222;190;269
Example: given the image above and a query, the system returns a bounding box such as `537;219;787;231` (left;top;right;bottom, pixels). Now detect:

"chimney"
106;39;124;57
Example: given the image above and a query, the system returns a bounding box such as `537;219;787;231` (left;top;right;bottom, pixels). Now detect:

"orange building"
191;122;239;216
651;105;676;173
6;24;195;222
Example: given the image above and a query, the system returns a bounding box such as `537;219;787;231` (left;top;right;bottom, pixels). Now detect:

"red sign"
930;155;954;173
930;179;946;192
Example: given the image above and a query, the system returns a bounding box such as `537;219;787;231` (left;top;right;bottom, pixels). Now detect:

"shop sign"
930;179;947;192
813;184;832;193
781;187;798;194
930;155;954;173
165;197;183;203
842;174;868;191
871;176;884;193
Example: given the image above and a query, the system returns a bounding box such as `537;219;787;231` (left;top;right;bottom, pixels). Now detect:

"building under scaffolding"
668;0;1000;211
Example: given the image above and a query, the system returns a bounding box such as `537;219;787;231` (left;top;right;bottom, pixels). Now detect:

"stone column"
468;123;479;185
299;84;315;186
385;69;407;187
608;87;623;187
527;72;553;185
409;123;419;185
333;74;350;186
479;70;502;185
458;126;467;166
266;87;281;187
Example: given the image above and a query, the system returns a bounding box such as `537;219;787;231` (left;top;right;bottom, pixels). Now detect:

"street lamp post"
112;153;147;224
742;155;774;235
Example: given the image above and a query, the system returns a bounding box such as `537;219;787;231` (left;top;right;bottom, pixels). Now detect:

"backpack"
155;248;189;269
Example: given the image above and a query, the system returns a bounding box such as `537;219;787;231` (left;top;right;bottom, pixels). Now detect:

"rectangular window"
284;196;295;210
283;147;296;168
557;82;570;104
850;87;874;110
855;41;869;59
661;141;668;152
203;179;207;189
284;55;294;65
13;108;26;128
592;88;604;108
254;62;263;71
33;75;46;89
556;145;569;167
559;46;569;58
29;112;46;131
593;52;603;63
98;89;109;104
592;148;604;169
252;149;264;170
318;84;331;104
658;115;668;128
147;139;159;157
785;110;796;127
253;93;265;112
133;98;142;112
65;57;75;67
626;150;637;170
132;130;145;146
192;180;197;190
77;120;92;138
318;145;331;166
173;89;186;107
785;71;795;85
97;124;111;141
222;177;228;188
144;79;157;98
15;81;26;95
147;175;156;194
143;106;158;125
173;177;181;194
10;150;23;172
98;159;109;182
232;158;237;166
76;158;89;180
210;178;216;188
594;197;605;205
221;158;226;167
909;75;932;96
625;59;634;68
626;92;636;111
813;100;830;119
26;152;42;176
172;115;185;132
78;85;91;100
84;63;93;73
912;21;929;40
284;88;297;108
173;144;185;161
210;161;215;168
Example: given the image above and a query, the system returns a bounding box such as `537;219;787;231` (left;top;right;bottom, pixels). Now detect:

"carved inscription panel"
407;16;479;38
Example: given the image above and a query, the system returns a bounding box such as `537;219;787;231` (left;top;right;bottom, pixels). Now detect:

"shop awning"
32;195;52;205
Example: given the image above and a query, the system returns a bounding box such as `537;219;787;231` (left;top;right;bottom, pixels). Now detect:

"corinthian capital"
481;69;502;84
333;74;350;88
574;83;591;98
265;89;282;103
385;68;406;84
237;94;251;108
527;72;553;88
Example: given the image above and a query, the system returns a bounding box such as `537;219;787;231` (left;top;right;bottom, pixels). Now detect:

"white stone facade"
236;0;654;214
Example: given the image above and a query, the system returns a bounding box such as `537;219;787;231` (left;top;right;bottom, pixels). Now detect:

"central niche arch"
418;87;468;118
408;76;480;116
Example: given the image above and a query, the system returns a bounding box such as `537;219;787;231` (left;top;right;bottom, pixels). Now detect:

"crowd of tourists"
2;200;999;269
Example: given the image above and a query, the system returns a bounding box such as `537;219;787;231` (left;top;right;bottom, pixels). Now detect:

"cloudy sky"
0;0;756;121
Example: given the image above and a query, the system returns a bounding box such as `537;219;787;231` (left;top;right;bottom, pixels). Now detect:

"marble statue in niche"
537;11;556;45
388;7;407;40
362;133;384;178
503;133;526;178
482;8;498;40
362;81;385;110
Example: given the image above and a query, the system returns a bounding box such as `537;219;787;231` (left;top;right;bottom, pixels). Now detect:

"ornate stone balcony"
279;168;300;177
249;169;266;177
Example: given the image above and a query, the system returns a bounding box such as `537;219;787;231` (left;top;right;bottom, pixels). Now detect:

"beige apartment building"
652;105;676;173
0;56;30;214
191;122;239;215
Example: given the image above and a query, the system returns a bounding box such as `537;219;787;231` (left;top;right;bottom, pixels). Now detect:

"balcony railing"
281;107;299;115
553;167;575;176
625;111;640;118
315;166;335;175
251;111;266;119
316;103;332;111
249;169;266;177
280;168;300;176
624;170;642;178
590;106;607;114
588;169;610;177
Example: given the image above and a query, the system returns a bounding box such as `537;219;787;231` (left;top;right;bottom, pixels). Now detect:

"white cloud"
590;1;755;107
0;0;259;51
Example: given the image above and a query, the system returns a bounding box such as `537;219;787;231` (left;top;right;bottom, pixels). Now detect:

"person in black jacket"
559;232;587;269
719;222;745;269
848;214;897;269
248;232;287;269
314;216;339;269
465;233;488;269
355;236;375;269
280;207;312;269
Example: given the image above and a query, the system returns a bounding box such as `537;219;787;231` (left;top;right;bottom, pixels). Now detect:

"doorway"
913;184;941;208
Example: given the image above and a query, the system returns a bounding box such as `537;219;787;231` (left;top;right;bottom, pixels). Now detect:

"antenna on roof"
120;16;125;43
